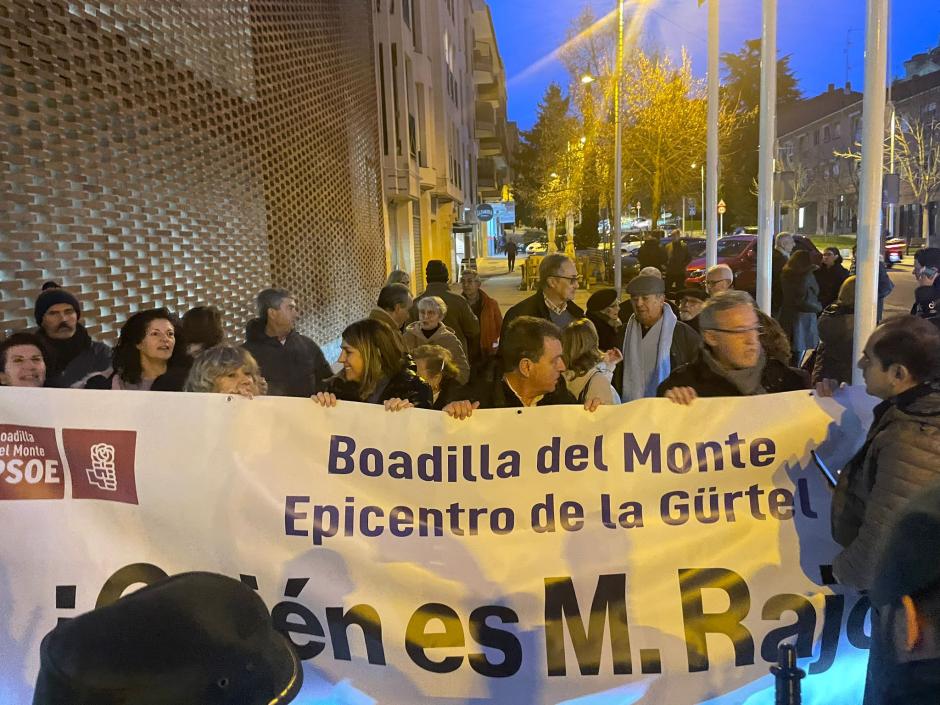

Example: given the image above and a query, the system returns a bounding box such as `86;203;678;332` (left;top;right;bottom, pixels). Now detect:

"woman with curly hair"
313;318;431;411
86;308;190;391
184;344;266;398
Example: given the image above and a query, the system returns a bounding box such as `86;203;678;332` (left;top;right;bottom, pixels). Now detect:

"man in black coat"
637;233;666;272
33;287;112;388
505;239;517;272
658;290;807;403
243;288;332;397
501;253;584;337
664;229;691;292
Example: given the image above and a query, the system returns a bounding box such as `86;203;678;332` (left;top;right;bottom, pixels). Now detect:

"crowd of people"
6;240;940;704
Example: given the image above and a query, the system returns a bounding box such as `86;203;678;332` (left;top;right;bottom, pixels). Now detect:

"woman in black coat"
313;318;432;410
814;247;850;309
812;276;856;385
777;250;822;366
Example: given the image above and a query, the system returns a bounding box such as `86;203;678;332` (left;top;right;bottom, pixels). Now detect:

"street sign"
689;205;697;216
717;199;727;215
475;203;494;222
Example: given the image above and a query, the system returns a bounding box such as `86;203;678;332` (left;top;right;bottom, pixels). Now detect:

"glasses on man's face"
707;325;763;336
705;279;728;287
551;274;579;283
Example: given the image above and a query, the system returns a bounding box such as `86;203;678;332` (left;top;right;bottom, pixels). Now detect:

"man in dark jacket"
637;233;666;272
664;229;691;292
33;287;112;388
412;260;480;356
658;289;807;403
369;283;412;349
911;247;940;331
505;239;517;272
243;288;332;397
501;253;584;337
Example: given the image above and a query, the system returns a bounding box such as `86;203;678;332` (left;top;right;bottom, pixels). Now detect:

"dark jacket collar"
245;317;297;345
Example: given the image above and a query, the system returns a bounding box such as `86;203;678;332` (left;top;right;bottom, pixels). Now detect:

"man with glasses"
501;253;583;336
704;264;734;294
658;290;807;404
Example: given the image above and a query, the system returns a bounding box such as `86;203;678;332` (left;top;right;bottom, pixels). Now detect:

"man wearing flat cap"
615;274;700;402
585;288;622;351
33;286;111;388
865;483;940;704
676;288;707;333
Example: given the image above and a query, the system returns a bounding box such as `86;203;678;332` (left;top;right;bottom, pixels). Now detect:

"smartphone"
811;450;838;488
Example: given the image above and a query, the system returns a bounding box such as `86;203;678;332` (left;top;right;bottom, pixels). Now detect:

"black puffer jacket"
657;349;808;398
812;305;854;385
243;319;332;398
323;368;432;409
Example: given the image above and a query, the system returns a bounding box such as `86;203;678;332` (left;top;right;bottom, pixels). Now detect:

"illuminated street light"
550;172;559;179
580;74;595;84
579;136;587;145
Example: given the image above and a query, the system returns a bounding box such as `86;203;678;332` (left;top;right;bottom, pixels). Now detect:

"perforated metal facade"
0;0;385;344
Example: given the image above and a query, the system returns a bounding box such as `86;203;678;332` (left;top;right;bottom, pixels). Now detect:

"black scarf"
39;324;92;377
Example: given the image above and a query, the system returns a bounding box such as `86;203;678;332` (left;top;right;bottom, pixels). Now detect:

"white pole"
705;0;720;268
613;0;624;293
888;106;896;238
852;0;889;385
700;165;705;236
755;0;777;313
681;196;686;232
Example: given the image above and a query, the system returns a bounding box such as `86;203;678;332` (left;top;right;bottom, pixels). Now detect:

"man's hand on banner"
814;379;845;398
442;400;479;420
664;386;698;405
383;398;415;412
311;392;338;407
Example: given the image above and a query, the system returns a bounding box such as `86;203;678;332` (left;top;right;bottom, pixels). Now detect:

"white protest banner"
0;387;876;704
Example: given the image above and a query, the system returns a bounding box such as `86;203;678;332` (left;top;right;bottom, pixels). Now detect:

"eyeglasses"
705;325;763;335
705;279;730;286
550;274;579;283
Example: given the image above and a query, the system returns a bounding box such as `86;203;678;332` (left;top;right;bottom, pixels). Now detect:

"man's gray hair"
256;288;292;322
707;263;733;281
698;290;756;331
417;295;447;318
538;253;574;289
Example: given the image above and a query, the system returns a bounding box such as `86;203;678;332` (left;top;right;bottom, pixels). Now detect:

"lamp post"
613;0;624;293
691;163;705;235
705;0;720;268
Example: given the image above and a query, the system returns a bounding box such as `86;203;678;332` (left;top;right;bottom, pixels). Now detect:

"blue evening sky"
490;0;940;131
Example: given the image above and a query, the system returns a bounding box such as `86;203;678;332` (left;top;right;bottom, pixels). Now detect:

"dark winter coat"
470;377;578;409
777;270;821;350
412;282;481;357
657;349;808;398
812;305;854;385
814;262;850;309
612;317;702;393
911;280;940;331
831;382;940;591
323;367;433;408
84;364;191;392
664;240;691;276
771;249;788;314
501;292;584;337
585;310;622;352
36;325;112;388
243;319;332;398
637;241;666;271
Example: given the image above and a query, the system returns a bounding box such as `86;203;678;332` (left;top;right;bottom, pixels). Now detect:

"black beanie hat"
35;288;81;325
586;289;618;312
426;260;449;283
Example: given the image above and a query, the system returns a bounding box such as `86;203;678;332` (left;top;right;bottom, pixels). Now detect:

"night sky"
491;0;940;131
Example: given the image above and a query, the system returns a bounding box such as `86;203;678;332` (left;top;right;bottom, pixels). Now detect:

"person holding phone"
912;247;940;331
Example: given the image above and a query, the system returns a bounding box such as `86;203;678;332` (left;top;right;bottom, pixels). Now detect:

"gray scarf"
701;347;767;395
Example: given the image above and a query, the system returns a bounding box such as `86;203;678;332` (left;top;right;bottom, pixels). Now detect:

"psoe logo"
63;430;138;505
0;425;65;500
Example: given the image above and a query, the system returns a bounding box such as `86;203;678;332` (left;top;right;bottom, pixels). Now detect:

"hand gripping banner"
0;387;877;704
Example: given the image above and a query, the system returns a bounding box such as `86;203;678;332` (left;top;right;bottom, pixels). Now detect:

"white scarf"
621;305;677;402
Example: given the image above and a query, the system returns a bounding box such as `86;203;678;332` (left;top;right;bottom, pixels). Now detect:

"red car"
884;238;905;268
685;235;822;294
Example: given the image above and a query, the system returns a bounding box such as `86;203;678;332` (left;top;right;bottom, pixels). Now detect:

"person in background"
384;269;411;291
659;290;807;404
664;229;691;293
772;231;795;314
369;283;413;348
505;239;517;273
911;247;940;331
460;269;503;365
243;288;332;398
777;249;821;366
412;260;480;357
314;318;431;410
637;232;666;272
704;264;734;295
411;344;465;411
0;332;48;387
33;287;111;388
184;344;266;398
851;245;894;322
502;253;583;334
32;572;302;705
812;275;856;386
561;319;621;405
617;274;700;402
815;246;850;309
181;305;224;357
402;296;470;385
676;288;708;333
585;289;623;351
86;308;190;391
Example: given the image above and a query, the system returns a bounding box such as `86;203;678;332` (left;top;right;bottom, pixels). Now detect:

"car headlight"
688;269;705;278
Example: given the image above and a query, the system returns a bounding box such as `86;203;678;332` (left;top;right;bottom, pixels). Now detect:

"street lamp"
580;73;595;85
691;163;704;235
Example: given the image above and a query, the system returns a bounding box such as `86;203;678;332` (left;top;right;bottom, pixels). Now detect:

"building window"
833;121;841;139
814;129;820;146
402;0;411;28
798;134;806;152
823;125;831;142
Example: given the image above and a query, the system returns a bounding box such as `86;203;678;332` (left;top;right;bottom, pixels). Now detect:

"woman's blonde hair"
412;344;460;381
184;344;265;394
341;319;405;400
562;318;603;376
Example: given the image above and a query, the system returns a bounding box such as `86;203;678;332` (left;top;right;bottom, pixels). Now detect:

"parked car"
624;235;705;259
884;238;905;267
626;217;652;231
525;238;549;255
684;234;822;293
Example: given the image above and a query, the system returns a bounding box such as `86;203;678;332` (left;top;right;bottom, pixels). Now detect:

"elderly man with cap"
616;274;700;403
865;484;940;704
32;571;301;705
676;287;707;333
33;286;111;388
412;260;480;357
501;253;584;336
585;288;622;351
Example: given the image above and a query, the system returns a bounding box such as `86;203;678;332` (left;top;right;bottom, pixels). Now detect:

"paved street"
884;258;917;318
